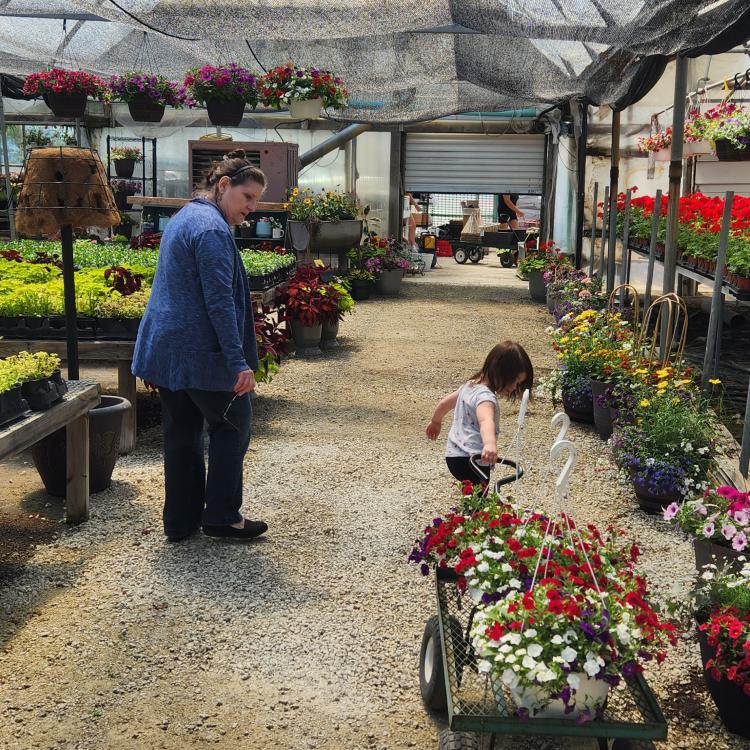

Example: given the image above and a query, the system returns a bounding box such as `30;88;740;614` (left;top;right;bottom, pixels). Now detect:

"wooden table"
0;341;137;454
0;380;100;523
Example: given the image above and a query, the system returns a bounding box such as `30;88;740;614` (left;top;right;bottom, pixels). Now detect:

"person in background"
404;192;421;250
498;194;524;229
132;149;268;543
425;341;534;486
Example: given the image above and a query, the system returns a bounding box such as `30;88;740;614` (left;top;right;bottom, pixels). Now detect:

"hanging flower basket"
714;139;750;162
288;98;323;120
205;97;246;127
653;149;671;162
109;72;190;124
23;69;108;119
184;64;258;127
111;146;143;179
683;139;713;156
43;92;88;118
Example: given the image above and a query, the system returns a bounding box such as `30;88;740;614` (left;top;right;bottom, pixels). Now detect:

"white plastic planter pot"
289;98;322;119
510;673;610;719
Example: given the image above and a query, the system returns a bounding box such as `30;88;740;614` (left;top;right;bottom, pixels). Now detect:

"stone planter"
590;379;614;440
631;479;683;515
321;319;340;349
128;96;165;123
528;270;547;302
31;395;131;496
114;158;136;178
693;538;746;573
206;97;246;127
289;319;322;357
375;268;405;296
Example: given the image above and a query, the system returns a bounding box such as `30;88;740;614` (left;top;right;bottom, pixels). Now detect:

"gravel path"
0;259;744;749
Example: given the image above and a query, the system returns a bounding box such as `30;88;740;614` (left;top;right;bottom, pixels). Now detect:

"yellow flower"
559;336;569;343
709;378;721;385
304;198;313;205
656;369;670;378
672;397;681;405
574;349;582;355
574;310;597;322
291;187;299;196
634;368;648;375
656;380;668;390
282;202;289;209
639;399;650;407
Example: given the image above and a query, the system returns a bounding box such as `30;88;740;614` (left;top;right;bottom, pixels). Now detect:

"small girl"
425;341;534;485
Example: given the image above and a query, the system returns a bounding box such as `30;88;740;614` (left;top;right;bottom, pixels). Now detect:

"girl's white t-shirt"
445;382;500;461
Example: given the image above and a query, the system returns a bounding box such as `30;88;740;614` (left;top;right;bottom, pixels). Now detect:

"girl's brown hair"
470;341;534;398
198;149;266;201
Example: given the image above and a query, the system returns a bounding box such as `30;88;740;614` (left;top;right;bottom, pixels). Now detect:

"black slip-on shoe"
202;519;268;540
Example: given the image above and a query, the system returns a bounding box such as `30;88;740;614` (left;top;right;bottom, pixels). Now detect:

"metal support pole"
0;84;17;240
702;191;734;392
60;224;80;380
606;109;620;293
574;99;588;270
662;55;688;297
599;186;609;278
619;189;632;303
643;189;662;312
740;376;750;479
588;181;598;277
152;137;157;197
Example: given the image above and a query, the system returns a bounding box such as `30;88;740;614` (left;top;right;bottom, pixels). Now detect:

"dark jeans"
159;387;252;536
445;456;491;484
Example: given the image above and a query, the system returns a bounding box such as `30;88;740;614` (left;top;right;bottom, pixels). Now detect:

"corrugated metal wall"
694;157;750;198
404;133;545;194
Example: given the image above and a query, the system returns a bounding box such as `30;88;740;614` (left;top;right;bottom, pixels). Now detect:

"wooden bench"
0;341;137;454
0;380;100;524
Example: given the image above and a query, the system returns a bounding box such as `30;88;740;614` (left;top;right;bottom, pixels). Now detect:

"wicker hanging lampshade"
15;147;120;237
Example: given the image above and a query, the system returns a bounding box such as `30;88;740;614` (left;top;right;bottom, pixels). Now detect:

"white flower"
501;668;519;688
501;563;512;572
524;629;538;639
509;578;522;589
616;623;631;644
500;644;513;654
583;659;600;677
567;673;581;690
522;654;538;669
560;646;577;663
536;667;557;683
477;659;492;673
563;629;577;643
505;654;517;664
527;644;543;658
551;635;564;645
476;562;490;573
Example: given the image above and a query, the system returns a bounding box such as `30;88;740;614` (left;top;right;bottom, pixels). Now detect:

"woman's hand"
234;369;257;395
425;419;442;440
481;443;498;466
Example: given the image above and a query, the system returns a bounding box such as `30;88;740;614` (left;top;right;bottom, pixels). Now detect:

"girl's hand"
425;419;442;440
481;443;498;466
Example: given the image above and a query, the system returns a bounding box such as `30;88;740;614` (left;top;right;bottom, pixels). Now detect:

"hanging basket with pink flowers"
23;68;108;118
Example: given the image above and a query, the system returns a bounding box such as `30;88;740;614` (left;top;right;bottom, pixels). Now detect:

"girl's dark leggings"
445;456;491;484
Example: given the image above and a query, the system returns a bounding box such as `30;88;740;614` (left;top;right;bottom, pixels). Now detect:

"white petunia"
567;673;581;690
527;644;543;658
477;659;492;673
509;578;522;589
616;623;631;644
501;563;512;572
583;659;600;677
551;635;564;645
501;668;519;688
524;629;538;639
476;561;490;573
560;646;577;663
522;655;537;669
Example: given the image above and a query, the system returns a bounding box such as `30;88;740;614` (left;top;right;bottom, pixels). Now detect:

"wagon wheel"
419;615;466;712
438;729;480;750
469;248;482;263
499;251;515;268
454;246;469;264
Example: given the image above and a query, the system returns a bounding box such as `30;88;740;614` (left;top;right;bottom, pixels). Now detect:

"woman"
132;150;268;543
498;194;525;229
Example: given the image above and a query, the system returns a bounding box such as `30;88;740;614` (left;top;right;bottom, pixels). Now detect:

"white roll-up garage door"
404;133;545;194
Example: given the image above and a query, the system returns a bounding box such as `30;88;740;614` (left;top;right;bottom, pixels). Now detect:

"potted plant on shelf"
22;68;108;118
111;146;144;179
261;64;348;119
665;485;750;573
6;350;65;410
184;64;259;127
0;358;27;427
285;187;363;261
109;71;190;123
110;179;142;212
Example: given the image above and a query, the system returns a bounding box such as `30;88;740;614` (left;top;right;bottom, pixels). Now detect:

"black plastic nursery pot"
528;269;547;302
206;97;246;127
128;96;165;123
114;191;129;211
693;538;746;573
631;479;683;515
561;387;594;424
715;139;750;162
31;395;131;496
21;377;59;411
698;629;750;738
0;385;28;427
114;159;136;179
43;92;87;118
590;379;614;440
350;279;373;301
114;223;134;239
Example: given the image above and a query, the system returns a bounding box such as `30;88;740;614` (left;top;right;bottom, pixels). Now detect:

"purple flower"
703;521;716;538
622;661;638;679
420;563;429;576
733;532;747;551
722;523;737;540
663;502;679;521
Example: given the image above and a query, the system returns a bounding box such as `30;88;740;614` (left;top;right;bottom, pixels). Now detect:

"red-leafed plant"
130;232;161;250
254;303;290;361
104;266;143;296
280;265;342;326
0;249;22;262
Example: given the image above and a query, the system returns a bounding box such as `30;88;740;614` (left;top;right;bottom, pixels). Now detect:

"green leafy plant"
111;146;143;162
285;186;358;222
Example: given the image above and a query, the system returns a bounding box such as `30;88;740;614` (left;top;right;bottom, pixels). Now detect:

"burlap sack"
16;147;120;237
460;207;482;240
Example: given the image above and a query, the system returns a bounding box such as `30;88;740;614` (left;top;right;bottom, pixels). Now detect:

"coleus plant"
281;266;342;326
104;266;143;296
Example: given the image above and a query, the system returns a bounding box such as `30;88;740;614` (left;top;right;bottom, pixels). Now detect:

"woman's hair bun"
223;149;247;161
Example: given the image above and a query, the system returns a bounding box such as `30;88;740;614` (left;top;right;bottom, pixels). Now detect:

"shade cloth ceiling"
0;0;747;123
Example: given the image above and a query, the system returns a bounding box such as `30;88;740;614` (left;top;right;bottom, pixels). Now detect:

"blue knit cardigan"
132;199;258;392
